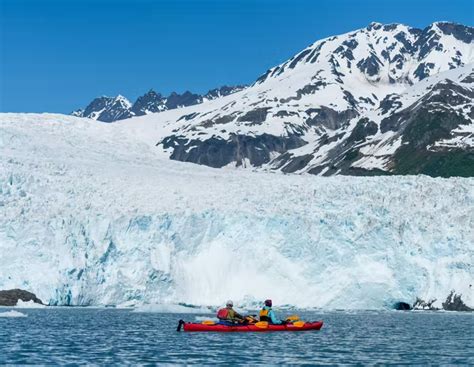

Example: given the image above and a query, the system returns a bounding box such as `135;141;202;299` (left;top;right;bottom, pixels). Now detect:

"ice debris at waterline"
0;113;473;309
15;300;47;309
133;304;214;314
0;311;27;318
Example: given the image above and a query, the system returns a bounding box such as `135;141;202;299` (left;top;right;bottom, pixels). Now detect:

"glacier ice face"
0;113;473;309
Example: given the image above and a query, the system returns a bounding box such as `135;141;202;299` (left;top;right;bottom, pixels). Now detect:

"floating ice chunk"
133;304;214;314
15;300;46;308
0;310;27;318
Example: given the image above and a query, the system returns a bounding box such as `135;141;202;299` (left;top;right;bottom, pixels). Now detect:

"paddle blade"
202;320;215;325
286;315;300;322
292;321;306;327
255;321;269;329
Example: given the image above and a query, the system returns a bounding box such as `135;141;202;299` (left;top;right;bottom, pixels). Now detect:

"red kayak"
177;320;323;332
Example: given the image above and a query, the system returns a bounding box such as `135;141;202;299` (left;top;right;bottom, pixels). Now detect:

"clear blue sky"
1;0;473;113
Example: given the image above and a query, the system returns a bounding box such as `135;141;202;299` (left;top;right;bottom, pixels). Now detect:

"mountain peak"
73;85;246;122
428;21;474;43
367;21;383;30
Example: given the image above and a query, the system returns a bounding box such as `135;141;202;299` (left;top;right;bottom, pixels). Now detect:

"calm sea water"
0;308;472;364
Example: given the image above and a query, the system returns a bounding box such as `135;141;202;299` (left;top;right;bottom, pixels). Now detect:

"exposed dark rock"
425;80;472;106
272;153;314;173
308;41;326;63
178;112;200;121
71;109;84;117
449;51;463;69
288;49;312;69
237;108;271;124
442;291;472;311
436;22;474;43
342;149;359;161
411;291;473;312
413;62;435;80
416;25;443;60
279;82;328;103
461;72;474;84
166;91;202;109
394;31;416;55
387;102;474;177
413;297;438;310
343;39;358;50
270;66;282;78
340;166;392;176
383;24;399;32
159;133;307;168
381;79;473;136
0;289;44;306
392;54;405;70
357;53;383;77
274;110;299;118
378;94;402;115
359;96;375;106
297;82;328;97
304;48;318;63
255;69;272;84
347;118;378;143
131;89;165;116
343;91;358;108
306;107;358;130
204;85;246;100
81;96;133;123
408;27;422;38
367;22;382;31
306;165;328;175
201;114;236;127
335;44;355;61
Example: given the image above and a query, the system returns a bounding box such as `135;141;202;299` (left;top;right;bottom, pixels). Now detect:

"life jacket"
217;308;229;320
259;307;270;322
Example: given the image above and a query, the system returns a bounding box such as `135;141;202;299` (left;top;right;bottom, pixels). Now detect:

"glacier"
0;113;473;309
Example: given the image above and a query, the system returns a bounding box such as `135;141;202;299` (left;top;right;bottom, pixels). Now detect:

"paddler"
259;299;283;324
216;300;245;323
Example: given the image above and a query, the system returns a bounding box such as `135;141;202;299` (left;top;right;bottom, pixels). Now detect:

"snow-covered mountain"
1;113;472;309
72;95;133;123
72;85;246;122
142;22;473;177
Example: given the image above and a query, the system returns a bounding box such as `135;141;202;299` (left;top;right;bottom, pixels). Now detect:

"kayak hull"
182;321;323;332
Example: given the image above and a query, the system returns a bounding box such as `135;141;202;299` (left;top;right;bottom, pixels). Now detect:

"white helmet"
226;300;233;307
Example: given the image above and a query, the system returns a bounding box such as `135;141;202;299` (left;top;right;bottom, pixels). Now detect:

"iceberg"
0;310;27;318
0;113;473;310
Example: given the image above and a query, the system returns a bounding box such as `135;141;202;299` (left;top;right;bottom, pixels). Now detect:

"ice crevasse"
0;113;473;309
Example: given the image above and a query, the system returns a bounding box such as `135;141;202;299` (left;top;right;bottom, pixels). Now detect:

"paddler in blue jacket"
259;299;283;324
